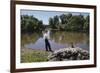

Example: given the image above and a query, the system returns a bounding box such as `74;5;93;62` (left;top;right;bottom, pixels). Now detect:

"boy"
43;29;53;52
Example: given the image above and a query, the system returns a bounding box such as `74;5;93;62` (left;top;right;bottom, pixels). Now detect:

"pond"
21;31;89;51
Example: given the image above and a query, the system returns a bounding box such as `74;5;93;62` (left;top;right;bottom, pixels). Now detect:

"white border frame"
15;4;94;69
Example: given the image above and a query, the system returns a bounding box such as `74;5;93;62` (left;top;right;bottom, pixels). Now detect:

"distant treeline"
21;13;89;33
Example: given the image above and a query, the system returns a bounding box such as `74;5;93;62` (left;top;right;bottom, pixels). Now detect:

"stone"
48;47;89;61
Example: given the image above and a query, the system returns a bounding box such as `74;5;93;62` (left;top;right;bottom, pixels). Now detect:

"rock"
48;47;89;61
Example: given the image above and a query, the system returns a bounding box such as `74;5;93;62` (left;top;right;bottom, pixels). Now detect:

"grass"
21;48;49;63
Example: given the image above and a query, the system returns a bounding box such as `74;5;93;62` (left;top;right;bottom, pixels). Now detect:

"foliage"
21;13;89;33
83;15;89;31
21;48;49;62
49;17;54;28
49;13;89;32
21;15;44;33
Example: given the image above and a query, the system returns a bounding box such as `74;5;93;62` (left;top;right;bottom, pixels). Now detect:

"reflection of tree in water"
21;31;89;50
51;31;89;46
21;32;41;47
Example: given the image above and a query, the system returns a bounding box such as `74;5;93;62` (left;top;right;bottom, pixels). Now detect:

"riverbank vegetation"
21;13;89;33
21;47;89;62
21;48;49;63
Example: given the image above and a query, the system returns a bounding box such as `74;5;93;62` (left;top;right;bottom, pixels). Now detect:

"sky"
20;10;89;25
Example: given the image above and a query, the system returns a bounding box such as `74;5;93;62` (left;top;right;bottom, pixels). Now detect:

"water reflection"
21;31;89;51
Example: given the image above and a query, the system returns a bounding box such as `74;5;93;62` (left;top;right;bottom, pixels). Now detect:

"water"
21;31;89;51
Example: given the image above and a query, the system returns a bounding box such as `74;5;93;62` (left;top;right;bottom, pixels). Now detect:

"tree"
38;20;44;30
53;15;59;29
60;14;68;24
67;16;84;31
67;13;72;19
83;15;89;32
49;17;54;28
21;15;44;33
